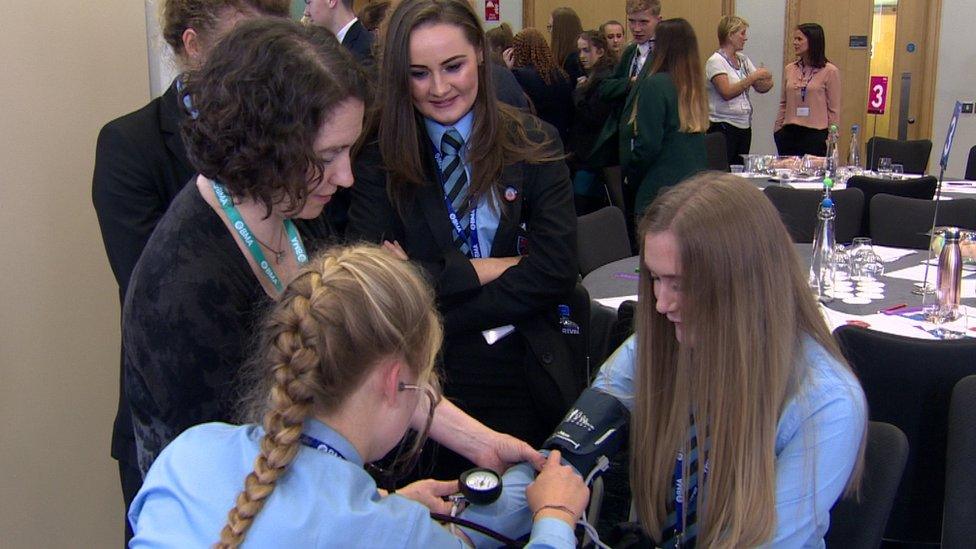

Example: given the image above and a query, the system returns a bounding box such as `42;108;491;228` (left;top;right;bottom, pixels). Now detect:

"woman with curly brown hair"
508;27;574;147
91;0;290;526
122;18;368;480
128;245;588;547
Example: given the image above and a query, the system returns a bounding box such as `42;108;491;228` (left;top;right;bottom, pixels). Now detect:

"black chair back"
847;175;937;237
577;206;632;276
833;325;976;544
866;136;933;174
826;421;909;549
703;132;730;172
942;375;976;548
869;194;976;249
763;186;865;243
966;145;976;181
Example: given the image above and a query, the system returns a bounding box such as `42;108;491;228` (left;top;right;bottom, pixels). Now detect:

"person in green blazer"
620;18;708;232
590;0;662;169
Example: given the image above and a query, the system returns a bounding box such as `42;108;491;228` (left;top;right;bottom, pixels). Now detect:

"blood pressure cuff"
542;388;630;482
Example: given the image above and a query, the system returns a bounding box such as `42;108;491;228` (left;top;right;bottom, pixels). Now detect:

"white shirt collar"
336;17;358;43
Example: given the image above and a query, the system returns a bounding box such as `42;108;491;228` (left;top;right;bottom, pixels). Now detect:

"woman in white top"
705;15;773;166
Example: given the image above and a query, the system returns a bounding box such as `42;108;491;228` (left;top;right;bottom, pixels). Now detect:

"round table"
583;244;975;318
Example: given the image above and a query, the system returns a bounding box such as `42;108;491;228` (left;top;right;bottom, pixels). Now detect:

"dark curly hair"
182;18;370;216
512;27;567;86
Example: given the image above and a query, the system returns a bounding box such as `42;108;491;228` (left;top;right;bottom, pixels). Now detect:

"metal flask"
937;227;963;310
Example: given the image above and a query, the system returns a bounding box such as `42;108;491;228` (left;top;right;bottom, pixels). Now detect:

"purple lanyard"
797;61;819;103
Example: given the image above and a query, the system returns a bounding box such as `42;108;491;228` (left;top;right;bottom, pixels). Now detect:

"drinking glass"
877;157;893;178
730;164;745;174
850;237;884;282
923;303;969;339
891;163;905;178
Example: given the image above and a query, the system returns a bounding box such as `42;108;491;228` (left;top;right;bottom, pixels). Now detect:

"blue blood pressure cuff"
543;388;630;483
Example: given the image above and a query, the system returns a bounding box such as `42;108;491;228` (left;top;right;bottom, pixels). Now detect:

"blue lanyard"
717;50;747;79
432;148;482;259
211;180;308;293
673;449;707;546
299;433;347;461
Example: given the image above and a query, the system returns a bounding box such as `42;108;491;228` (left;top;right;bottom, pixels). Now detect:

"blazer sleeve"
347;141;483;299
628;78;669;187
599;46;635;102
441;128;578;334
92;121;170;298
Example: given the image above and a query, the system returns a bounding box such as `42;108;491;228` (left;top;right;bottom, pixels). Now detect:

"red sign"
485;0;499;21
867;75;889;115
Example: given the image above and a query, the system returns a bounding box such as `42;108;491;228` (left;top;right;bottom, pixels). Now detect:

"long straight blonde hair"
630;172;864;546
645;18;709;133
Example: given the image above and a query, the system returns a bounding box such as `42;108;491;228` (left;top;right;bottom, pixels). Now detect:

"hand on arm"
396;479;459;515
469;257;521;286
526;451;590;527
421;398;546;472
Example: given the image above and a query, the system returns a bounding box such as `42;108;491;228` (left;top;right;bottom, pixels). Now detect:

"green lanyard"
211;180;308;293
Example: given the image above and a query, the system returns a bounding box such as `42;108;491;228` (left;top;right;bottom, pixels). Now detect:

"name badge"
796;107;811;117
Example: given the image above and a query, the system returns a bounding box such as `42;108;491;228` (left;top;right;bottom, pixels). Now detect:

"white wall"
931;0;976;178
0;1;148;547
737;0;787;155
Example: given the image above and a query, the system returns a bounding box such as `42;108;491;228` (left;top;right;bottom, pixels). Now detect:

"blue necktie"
439;128;471;255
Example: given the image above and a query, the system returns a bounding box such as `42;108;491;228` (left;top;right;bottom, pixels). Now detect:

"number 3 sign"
868;75;889;115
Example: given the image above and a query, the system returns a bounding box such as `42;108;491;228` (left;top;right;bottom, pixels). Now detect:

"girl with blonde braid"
129;246;588;547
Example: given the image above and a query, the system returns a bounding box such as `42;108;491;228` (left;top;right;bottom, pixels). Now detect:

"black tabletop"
582;244;974;317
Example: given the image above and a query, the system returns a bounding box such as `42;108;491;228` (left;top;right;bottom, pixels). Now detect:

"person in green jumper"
620;18;708;231
589;0;661;238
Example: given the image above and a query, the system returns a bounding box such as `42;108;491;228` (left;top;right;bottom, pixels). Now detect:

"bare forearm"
424;399;495;460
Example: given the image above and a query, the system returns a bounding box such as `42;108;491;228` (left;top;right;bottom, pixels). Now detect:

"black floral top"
122;183;338;475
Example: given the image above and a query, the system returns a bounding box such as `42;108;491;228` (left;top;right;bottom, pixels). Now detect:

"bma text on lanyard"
211;180;309;293
434;149;483;259
673;449;709;547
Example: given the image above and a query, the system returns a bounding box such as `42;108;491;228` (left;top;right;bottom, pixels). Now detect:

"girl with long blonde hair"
589;172;866;546
128;246;589;547
619;18;709;234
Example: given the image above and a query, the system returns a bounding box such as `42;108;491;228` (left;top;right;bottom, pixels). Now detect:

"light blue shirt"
592;334;867;548
424;111;500;258
129;418;574;548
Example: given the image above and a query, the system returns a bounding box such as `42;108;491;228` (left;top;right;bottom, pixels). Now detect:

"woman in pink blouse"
773;23;840;156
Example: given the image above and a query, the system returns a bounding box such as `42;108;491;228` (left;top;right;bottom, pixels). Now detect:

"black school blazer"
347;113;586;424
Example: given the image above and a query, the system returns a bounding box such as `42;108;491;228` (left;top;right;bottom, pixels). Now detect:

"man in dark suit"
304;0;374;65
590;0;662;238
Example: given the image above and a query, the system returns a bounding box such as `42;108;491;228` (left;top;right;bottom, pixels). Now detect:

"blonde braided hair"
217;245;443;548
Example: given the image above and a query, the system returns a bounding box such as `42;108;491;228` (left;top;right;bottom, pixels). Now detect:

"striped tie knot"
440;128;464;159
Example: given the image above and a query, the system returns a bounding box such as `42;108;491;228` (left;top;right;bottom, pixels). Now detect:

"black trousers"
774;124;828;156
708;122;752;166
118;457;142;546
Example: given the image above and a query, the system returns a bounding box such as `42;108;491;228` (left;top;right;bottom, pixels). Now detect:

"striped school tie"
439;128;471;255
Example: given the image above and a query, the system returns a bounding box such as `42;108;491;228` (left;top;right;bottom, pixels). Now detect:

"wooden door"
524;0;627;34
664;0;733;55
786;0;874;157
888;0;942;141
